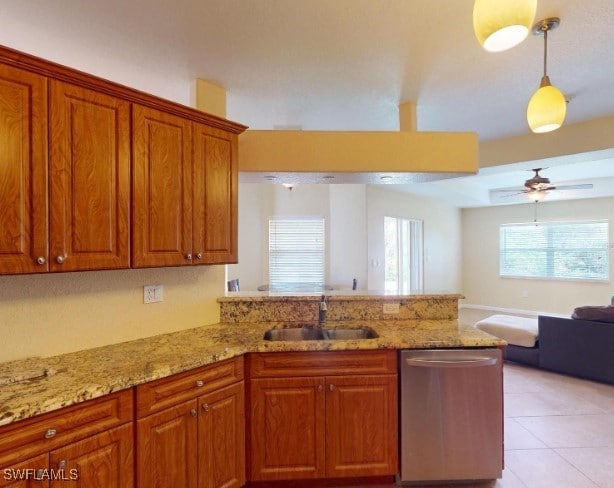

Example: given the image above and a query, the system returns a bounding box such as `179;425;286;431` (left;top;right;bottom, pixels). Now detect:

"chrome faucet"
318;294;327;325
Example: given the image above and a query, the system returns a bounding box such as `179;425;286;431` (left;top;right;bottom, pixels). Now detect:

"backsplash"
218;294;462;323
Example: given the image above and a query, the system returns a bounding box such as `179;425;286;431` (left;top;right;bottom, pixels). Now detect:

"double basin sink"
263;325;378;341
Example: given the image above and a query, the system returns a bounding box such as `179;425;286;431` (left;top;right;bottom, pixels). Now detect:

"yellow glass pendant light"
473;0;537;52
527;18;566;133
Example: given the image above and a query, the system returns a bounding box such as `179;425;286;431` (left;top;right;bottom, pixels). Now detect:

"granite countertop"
0;319;505;427
218;292;465;301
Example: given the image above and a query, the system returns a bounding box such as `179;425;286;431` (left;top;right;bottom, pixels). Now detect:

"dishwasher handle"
405;356;497;368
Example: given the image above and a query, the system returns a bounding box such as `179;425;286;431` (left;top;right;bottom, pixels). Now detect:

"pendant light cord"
544;27;548;76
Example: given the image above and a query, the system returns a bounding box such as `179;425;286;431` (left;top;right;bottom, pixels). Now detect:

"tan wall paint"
461;197;614;315
195;78;227;118
479;116;614;167
238;130;478;173
0;266;224;362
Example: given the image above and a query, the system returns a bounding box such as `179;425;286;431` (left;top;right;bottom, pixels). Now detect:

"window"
268;218;325;291
500;220;609;281
384;216;423;294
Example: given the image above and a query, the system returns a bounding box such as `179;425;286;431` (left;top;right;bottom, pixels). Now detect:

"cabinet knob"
195;253;203;260
329;384;335;392
185;253;193;261
55;256;65;264
202;403;210;412
190;408;197;417
317;384;323;393
57;460;66;470
195;380;204;387
36;256;46;265
44;428;57;439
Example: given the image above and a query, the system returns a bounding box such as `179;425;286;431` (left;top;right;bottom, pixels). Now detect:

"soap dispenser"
319;294;327;325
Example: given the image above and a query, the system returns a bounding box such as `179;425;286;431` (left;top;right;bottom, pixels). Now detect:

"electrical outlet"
383;302;400;314
144;284;164;304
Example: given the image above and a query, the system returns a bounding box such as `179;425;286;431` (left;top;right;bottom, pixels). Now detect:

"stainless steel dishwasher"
399;349;503;484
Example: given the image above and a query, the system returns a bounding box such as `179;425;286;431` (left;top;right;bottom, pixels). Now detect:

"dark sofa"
505;315;614;385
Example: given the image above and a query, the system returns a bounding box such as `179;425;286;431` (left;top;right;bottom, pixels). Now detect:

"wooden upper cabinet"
192;123;238;264
0;64;48;274
49;80;130;271
132;105;193;268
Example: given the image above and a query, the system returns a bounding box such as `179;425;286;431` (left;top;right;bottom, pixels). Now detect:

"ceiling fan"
493;168;593;201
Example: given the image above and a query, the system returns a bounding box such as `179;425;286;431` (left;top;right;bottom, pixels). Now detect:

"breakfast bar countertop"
0;319;505;427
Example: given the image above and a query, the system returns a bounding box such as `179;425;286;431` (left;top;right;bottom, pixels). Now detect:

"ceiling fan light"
473;0;537;52
527;78;567;133
527;190;547;202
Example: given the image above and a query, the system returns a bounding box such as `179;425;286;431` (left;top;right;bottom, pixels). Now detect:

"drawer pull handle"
329;384;335;392
55;256;65;264
190;408;197;417
195;380;204;387
317;384;323;393
57;460;66;469
202;403;210;412
44;428;57;439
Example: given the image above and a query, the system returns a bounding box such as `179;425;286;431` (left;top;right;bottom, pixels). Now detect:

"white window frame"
384;216;424;294
499;220;610;282
268;217;325;291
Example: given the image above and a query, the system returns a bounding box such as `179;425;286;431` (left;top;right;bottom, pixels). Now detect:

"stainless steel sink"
263;326;378;341
263;328;325;341
321;328;378;340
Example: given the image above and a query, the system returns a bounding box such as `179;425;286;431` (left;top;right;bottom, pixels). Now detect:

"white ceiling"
2;0;614;207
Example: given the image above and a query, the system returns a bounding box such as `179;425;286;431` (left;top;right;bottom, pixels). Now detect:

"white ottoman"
475;314;538;348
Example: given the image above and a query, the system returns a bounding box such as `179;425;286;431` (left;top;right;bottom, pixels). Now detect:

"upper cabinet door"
132;105;193;268
0;65;48;274
192;124;238;264
49;80;130;271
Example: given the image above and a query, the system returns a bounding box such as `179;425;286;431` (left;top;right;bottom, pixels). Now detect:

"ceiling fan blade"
492;188;526;193
550;184;593;190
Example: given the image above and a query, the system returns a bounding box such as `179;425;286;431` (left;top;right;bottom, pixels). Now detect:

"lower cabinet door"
249;377;326;481
325;374;398;478
49;423;133;487
0;453;49;488
137;400;198;488
198;382;245;488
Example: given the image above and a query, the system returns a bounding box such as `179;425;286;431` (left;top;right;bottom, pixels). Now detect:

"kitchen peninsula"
0;293;505;487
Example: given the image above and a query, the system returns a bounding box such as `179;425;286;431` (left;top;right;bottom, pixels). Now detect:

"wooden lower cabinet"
249;377;326;481
0;454;48;488
247;351;398;482
325;375;398;478
49;424;133;487
198;382;245;488
136;380;245;488
137;400;198;488
0;391;133;488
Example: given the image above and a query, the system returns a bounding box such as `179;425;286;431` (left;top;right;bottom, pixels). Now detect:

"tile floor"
335;362;614;488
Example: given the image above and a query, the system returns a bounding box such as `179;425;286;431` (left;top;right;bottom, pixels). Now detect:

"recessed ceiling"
1;0;613;205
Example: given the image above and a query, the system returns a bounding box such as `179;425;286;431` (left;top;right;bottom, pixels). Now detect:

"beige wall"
0;267;224;363
461;197;614;315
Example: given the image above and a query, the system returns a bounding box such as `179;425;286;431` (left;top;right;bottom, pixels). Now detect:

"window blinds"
500;221;609;281
269;218;325;290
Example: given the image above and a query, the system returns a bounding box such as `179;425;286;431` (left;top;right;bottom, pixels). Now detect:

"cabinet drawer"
248;350;397;378
136;356;244;418
0;389;133;467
